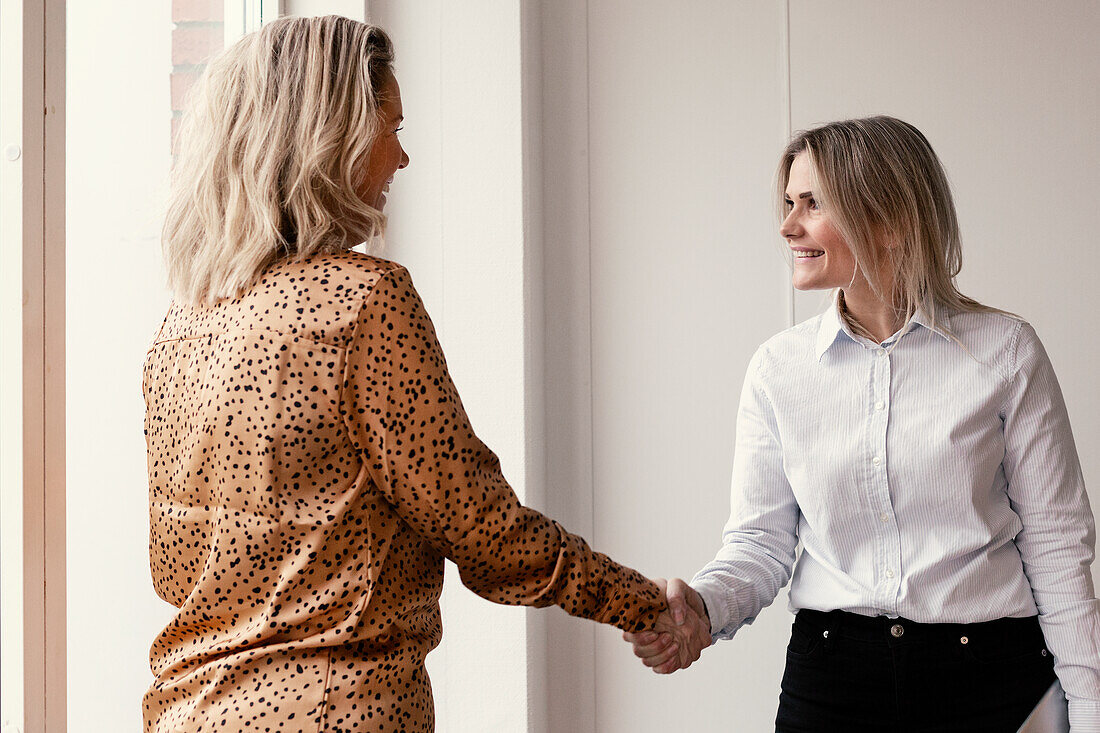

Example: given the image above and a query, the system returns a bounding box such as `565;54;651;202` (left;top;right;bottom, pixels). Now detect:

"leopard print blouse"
142;252;664;731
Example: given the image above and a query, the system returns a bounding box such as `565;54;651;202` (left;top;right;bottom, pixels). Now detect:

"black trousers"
775;609;1056;733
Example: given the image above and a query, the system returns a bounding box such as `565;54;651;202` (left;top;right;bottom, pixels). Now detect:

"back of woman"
143;15;700;733
145;254;444;729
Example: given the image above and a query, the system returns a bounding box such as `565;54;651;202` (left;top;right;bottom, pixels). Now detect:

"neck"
839;284;907;344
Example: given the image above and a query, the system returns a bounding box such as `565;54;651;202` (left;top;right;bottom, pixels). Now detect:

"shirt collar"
814;292;952;361
813;292;849;360
908;300;953;343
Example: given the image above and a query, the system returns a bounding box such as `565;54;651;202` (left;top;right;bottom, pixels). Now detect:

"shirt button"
879;512;890;523
890;624;904;638
875;400;885;411
872;456;882;466
877;349;887;357
885;569;895;579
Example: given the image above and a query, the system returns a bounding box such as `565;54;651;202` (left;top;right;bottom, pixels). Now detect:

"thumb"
666;579;687;625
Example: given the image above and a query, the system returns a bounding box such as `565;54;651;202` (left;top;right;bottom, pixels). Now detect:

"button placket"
871;348;901;612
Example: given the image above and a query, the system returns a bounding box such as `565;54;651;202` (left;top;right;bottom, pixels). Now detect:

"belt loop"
822;612;839;651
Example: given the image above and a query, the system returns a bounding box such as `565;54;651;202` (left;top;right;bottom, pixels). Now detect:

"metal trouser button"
890;624;904;638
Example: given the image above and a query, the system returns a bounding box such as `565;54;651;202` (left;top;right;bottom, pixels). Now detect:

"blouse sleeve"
1002;323;1100;730
690;347;799;640
340;266;665;633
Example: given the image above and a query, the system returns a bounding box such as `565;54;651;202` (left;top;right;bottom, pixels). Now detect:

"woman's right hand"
623;578;712;674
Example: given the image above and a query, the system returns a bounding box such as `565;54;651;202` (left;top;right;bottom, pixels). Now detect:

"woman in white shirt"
626;116;1100;732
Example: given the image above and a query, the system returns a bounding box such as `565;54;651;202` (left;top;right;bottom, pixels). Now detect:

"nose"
779;208;800;239
399;145;410;170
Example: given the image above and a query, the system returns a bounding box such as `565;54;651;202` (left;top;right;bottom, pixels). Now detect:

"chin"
792;278;821;292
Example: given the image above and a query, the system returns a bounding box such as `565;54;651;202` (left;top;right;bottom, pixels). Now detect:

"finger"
655;656;681;675
622;630;658;645
641;641;680;669
678;622;709;669
677;637;695;670
631;633;673;659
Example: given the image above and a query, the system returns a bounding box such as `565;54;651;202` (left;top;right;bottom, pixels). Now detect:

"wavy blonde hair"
777;116;1007;338
163;15;395;305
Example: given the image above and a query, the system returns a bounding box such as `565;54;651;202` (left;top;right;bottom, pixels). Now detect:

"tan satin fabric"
143;252;663;731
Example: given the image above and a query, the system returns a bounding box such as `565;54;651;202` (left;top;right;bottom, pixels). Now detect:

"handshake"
624;578;713;674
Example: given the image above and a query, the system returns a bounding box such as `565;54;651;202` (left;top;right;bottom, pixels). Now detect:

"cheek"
817;222;852;260
364;155;385;190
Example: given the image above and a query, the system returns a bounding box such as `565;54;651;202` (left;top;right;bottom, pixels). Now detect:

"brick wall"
171;0;225;151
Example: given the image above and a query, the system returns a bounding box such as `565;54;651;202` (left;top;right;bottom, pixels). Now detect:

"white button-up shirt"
691;298;1100;729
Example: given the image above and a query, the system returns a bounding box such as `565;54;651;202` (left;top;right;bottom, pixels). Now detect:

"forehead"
376;72;403;116
786;152;813;191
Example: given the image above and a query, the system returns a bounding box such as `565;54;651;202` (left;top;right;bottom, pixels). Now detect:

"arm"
689;348;800;640
1002;323;1100;731
623;349;798;671
341;266;665;633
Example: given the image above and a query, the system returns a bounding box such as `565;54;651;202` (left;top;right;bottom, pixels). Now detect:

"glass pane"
66;2;224;728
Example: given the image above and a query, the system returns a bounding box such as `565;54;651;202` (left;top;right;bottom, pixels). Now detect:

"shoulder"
263;250;408;299
237;251;415;346
944;307;1036;380
750;313;825;380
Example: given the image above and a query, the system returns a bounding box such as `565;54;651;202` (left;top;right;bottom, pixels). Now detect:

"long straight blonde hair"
163;15;394;305
776;116;1005;337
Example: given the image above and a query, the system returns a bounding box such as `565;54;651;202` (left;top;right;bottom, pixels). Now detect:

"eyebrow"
784;191;814;200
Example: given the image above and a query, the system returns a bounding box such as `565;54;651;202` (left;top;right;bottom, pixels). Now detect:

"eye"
393;126;404;134
807;197;820;211
783;197;794;210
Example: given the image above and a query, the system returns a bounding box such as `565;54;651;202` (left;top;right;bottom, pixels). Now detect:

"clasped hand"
623;578;712;674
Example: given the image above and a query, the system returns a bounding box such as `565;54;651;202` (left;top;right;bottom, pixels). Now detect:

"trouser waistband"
795;608;1045;646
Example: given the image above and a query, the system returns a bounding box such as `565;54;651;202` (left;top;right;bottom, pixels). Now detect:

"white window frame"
224;0;285;46
1;1;66;732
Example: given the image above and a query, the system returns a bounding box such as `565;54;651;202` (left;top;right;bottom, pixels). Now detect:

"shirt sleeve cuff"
690;579;740;641
1070;700;1100;731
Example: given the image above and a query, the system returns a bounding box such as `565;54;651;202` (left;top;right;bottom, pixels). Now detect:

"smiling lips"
792;247;824;259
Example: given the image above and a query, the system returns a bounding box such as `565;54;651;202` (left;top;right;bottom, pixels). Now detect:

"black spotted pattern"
143;252;664;731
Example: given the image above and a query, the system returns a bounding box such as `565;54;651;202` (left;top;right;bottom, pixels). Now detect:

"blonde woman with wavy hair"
627;117;1100;731
144;15;702;732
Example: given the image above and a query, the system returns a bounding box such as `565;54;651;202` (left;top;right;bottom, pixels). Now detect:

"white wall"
787;0;1100;509
550;2;795;730
547;1;1100;730
65;2;177;729
47;1;1100;731
367;2;548;731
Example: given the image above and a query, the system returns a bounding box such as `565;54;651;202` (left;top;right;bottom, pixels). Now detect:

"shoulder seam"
338;265;410;494
340;266;409;348
997;318;1027;417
